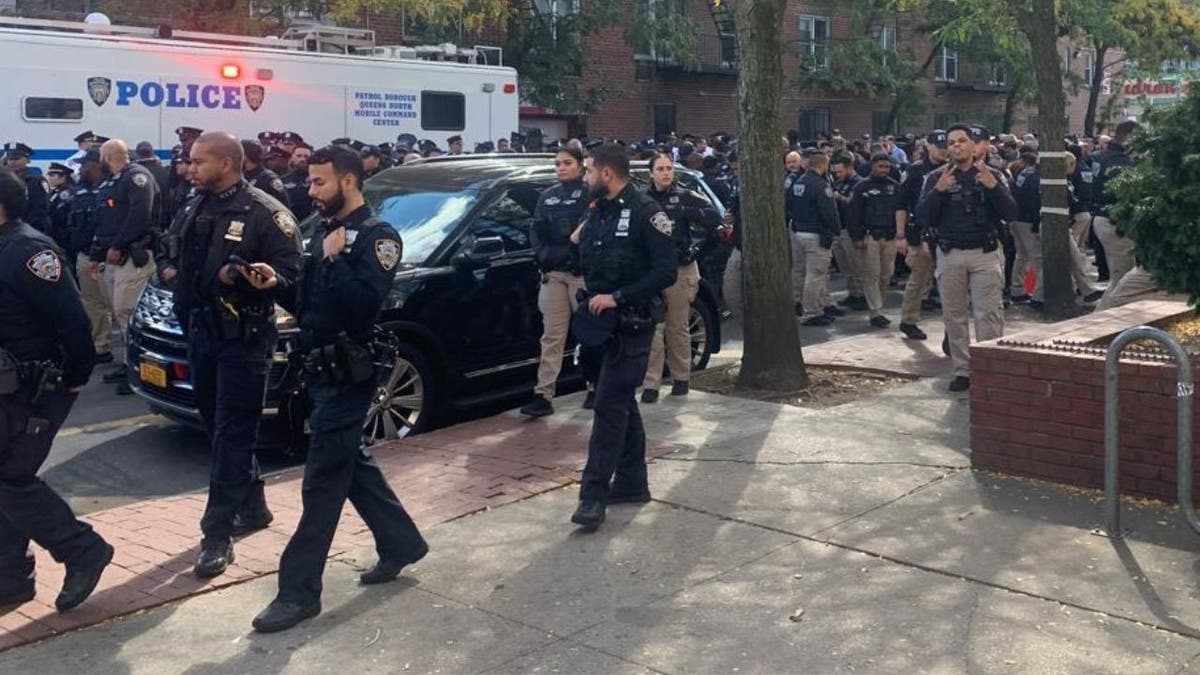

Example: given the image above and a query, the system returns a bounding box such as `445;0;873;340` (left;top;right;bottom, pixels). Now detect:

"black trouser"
187;322;273;548
276;375;426;605
0;390;104;592
579;328;655;502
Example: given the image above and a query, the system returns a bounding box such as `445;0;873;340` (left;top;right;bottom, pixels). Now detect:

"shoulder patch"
26;249;62;282
650;211;673;237
131;172;149;188
374;237;401;271
273;210;297;237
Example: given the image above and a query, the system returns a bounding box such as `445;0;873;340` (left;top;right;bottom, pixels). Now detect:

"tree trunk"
1016;0;1073;318
885;43;940;133
1084;43;1108;138
733;0;808;390
1002;84;1019;133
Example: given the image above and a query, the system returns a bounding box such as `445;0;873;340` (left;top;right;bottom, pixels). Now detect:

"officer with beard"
158;132;302;579
244;145;427;633
569;144;676;531
283;144;314;221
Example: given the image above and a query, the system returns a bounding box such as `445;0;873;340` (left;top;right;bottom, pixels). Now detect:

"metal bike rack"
1103;325;1200;538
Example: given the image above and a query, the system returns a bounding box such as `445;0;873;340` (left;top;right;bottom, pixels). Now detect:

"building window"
934;112;960;130
935;46;958;82
421;91;466;131
872;110;897;137
23;97;83;121
1083;50;1095;85
876;25;897;67
989;65;1007;87
798;108;830;141
654;103;677;140
799;16;831;70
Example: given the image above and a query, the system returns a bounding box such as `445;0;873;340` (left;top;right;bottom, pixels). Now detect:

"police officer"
1010;152;1044;309
282;144;313;221
1064;151;1104;302
787;152;841;326
360;145;385;178
157;132;302;578
897;131;949;341
68;152;112;364
247;145;426;633
240;139;291;208
917;124;1016;392
520;145;590;418
447;135;464;156
569;144;676;531
2;144;50;234
92;139;160;395
848;153;907;329
0;168;113;613
641;152;719;403
65;131;99;177
45;163;76;257
175;126;203;157
1092;119;1137;294
830;154;866;312
134;141;171;224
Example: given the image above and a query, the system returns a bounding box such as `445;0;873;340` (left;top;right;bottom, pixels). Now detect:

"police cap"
47;162;72;175
73;130;98;144
378;142;395;154
257;131;280;145
175;126;203;139
396;133;418;148
279;131;304;144
475;141;495;153
241;139;265;164
347;139;367;152
329;138;352;147
2;142;33;159
926;130;948;148
965;123;991;142
360;144;382;158
93;135;111;144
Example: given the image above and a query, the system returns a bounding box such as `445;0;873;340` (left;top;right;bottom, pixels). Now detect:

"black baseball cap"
926;130;948;148
47;162;71;175
966;123;991;142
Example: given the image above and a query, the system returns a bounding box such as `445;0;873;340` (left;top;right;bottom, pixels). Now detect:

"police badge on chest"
616;209;631;237
224;220;245;242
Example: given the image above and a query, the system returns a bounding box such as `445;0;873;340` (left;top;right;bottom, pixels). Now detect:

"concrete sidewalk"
5;381;1200;673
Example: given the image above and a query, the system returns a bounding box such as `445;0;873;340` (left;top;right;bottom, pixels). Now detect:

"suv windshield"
367;187;479;265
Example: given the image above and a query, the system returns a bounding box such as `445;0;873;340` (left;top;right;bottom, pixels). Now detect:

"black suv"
127;155;725;448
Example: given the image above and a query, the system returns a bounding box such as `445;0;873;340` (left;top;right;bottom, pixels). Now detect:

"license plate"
139;361;167;388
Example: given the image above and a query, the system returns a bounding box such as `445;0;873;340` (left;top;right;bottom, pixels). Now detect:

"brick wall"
970;340;1200;505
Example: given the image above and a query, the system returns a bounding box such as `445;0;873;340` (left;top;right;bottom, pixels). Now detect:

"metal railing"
1102;326;1200;538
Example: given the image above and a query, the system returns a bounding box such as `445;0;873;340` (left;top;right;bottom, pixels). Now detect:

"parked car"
127;155;726;450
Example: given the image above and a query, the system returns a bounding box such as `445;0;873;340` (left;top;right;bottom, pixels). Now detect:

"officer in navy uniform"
1;144;50;234
0;168;113;613
45;163;77;258
240;140;291;208
847;153;908;329
157;132;302;579
247;145;427;633
569;144;677;531
65;131;100;177
787;152;841;326
282;143;313;221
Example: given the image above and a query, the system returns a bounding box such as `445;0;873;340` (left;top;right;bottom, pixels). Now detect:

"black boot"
360;541;429;585
193;542;234;578
252;599;321;633
670;381;689;397
641;389;659;404
56;541;113;612
519;395;554;418
231;509;274;537
899;323;927;340
570;500;606;531
608;484;652;505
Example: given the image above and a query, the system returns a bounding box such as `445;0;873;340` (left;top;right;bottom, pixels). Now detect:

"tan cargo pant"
645;262;700;390
860;236;897;318
831;231;863;299
1069;213;1101;296
1009;221;1043;302
77;252;113;354
721;247;743;319
1095;266;1161;311
101;255;155;366
900;243;934;325
791;232;831;321
534;270;585;398
1092;215;1136;290
935;247;1005;378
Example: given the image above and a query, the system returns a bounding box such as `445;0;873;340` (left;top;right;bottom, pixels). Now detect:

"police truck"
0;15;519;165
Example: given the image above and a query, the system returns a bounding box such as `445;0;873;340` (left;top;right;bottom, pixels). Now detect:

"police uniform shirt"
847;175;904;241
1092;142;1130;218
67;179;102;255
833;173;863;225
646;184;720;264
245;166;291;209
0;222;95;387
577;183;677;306
531;178;586;273
1069;166;1093;215
1013;166;1042;228
97;162;158;253
282;170;313;221
19;168;51;234
916;165;1017;249
283;204;401;351
786;172;841;235
170;181;301;321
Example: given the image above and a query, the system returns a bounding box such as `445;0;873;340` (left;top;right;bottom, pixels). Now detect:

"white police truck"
0;15;519;165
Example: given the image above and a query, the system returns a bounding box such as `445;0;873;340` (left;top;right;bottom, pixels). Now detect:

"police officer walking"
68;152;113;363
917;124;1016;392
520;146;590;418
787;153;841;326
0;168;113;613
640;152;720;403
241;140;291;208
157;132;302;579
92;139;160;395
847;153;908;329
897;131;949;341
570;144;676;531
1;144;50;234
245;145;427;633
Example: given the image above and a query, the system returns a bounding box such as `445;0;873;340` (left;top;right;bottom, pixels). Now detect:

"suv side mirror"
454;235;505;270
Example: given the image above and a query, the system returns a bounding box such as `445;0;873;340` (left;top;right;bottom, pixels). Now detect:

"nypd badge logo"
87;76;112;107
245;85;265;112
27;250;62;283
375;238;401;271
650;212;673;237
273;211;297;237
131;172;149;188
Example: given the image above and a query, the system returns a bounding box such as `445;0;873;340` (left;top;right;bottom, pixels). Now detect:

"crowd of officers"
0;128;431;633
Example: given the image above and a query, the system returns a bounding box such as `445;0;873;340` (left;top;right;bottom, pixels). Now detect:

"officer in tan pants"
917;124;1016;393
641;153;720;402
521;147;590;418
897;131;950;341
847;153;907;329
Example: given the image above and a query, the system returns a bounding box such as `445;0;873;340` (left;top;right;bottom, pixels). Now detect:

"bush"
1110;85;1200;305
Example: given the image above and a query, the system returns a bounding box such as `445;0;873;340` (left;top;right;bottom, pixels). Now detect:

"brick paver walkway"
0;412;682;652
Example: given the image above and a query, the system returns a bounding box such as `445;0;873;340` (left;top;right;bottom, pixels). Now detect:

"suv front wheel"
364;341;435;443
690;298;717;371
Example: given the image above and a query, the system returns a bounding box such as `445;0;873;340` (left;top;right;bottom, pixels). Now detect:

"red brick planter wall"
970;300;1198;504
